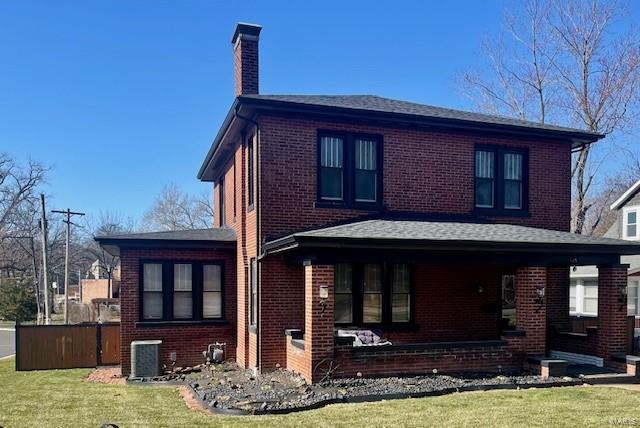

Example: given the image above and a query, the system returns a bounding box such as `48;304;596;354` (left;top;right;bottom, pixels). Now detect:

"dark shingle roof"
95;228;236;255
264;219;640;255
96;228;236;242
240;94;602;139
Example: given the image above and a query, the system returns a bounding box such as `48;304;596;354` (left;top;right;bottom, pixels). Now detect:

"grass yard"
1;358;640;428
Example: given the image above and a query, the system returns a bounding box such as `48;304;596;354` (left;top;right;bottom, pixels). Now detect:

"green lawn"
1;358;639;428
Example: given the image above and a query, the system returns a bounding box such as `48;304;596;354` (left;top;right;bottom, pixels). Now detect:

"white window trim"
628;279;640;317
570;279;598;317
623;206;640;240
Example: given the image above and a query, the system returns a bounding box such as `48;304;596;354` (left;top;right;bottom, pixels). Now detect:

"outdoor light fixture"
619;284;628;305
534;286;545;305
319;285;329;300
476;283;485;294
319;285;329;314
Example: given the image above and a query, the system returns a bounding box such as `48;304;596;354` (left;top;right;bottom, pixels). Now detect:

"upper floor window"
247;135;255;210
318;132;382;206
141;261;224;322
474;146;527;212
624;207;638;240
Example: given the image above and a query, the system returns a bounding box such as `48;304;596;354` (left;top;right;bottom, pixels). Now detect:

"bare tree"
141;183;214;231
83;212;135;298
459;0;640;234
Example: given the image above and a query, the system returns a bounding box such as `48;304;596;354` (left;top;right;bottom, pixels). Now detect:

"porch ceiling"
264;219;640;258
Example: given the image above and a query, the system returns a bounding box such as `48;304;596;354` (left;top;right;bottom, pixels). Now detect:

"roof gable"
610;180;640;210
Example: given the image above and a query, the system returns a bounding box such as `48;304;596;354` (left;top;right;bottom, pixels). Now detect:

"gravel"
132;363;579;414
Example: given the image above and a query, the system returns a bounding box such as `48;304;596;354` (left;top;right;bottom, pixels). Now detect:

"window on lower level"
140;261;223;322
569;279;598;316
173;264;193;319
203;264;222;318
249;258;257;327
143;263;163;320
333;263;412;325
629;280;639;316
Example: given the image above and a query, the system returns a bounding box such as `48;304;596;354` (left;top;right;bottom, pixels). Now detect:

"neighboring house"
96;23;640;382
81;278;120;303
571;180;640;325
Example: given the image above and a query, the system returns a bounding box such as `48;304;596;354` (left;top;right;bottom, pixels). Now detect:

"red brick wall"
119;247;237;375
514;266;547;355
546;266;570;332
335;343;519;378
259;256;305;370
234;34;258;96
258;114;572;241
597;264;630;362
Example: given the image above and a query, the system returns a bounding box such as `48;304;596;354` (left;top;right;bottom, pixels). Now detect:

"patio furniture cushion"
336;328;392;347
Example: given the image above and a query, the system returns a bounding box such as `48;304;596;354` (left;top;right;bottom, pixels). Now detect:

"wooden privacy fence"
15;323;120;371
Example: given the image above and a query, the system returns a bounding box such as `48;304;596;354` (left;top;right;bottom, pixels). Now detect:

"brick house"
97;23;640;382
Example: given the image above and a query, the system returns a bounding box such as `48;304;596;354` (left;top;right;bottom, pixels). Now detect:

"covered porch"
264;218;640;383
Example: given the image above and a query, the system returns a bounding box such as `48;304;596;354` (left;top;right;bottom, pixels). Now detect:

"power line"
52;208;85;324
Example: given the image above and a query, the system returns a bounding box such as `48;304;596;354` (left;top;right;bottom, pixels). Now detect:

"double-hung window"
203;265;222;318
143;264;163;320
334;263;412;325
475;146;527;212
319;136;344;200
624;207;639;240
247;135;255;210
391;264;411;322
362;264;383;323
318;132;382;206
249;258;257;327
334;264;353;323
628;280;640;316
569;279;598;316
173;264;193;319
140;261;224;322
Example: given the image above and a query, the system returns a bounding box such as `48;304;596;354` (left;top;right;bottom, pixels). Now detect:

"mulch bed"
128;362;582;415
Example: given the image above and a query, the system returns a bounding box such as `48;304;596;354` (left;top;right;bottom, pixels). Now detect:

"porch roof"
95;227;236;256
263;219;640;257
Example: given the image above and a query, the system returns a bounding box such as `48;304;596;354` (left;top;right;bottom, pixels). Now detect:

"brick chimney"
232;23;262;96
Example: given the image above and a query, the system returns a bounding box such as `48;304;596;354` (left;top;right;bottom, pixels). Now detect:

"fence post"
14;320;20;371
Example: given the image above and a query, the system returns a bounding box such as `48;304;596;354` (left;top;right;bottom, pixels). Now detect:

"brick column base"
597;264;629;364
305;263;334;383
514;266;547;356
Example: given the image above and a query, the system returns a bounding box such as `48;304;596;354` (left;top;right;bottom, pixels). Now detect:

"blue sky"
2;1;639;223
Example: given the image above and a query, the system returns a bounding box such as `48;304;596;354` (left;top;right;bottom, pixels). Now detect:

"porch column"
596;264;629;363
515;266;547;355
545;266;570;333
304;263;334;382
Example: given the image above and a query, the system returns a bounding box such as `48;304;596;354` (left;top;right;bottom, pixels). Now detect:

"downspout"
235;106;262;371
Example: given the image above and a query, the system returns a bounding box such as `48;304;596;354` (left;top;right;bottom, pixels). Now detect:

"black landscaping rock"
129;360;580;414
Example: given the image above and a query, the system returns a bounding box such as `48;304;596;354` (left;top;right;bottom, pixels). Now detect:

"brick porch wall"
597;264;630;363
334;343;519;378
119;247;237;376
512;266;547;356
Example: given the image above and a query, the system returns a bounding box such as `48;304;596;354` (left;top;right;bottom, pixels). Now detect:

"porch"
265;218;640;383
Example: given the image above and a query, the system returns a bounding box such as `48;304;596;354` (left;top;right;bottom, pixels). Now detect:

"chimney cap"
232;22;262;44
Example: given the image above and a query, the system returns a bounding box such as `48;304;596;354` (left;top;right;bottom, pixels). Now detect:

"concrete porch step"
581;373;640;385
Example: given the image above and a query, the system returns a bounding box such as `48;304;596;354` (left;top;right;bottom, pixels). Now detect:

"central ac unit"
130;340;162;378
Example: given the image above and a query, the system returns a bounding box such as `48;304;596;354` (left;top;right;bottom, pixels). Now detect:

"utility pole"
52;208;85;324
78;268;82;303
40;194;51;325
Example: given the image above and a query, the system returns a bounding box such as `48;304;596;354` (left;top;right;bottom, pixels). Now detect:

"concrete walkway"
0;329;15;358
